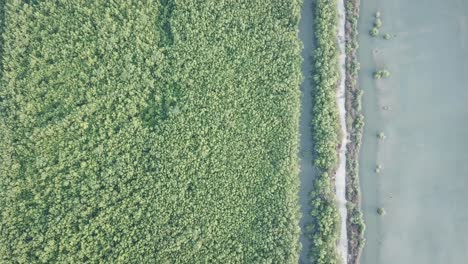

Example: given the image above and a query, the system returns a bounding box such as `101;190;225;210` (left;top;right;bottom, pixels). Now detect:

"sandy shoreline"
336;0;348;263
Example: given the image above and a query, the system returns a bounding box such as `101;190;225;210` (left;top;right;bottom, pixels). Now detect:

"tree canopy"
0;0;303;262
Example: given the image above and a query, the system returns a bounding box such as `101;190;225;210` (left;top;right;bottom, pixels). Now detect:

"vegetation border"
343;0;366;263
306;0;342;263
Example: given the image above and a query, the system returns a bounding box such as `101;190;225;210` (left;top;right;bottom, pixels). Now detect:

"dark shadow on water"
298;0;316;262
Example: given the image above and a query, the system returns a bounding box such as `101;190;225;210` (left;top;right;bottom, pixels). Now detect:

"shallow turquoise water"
358;0;468;263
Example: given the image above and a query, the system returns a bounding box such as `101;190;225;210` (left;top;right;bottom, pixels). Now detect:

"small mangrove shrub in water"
375;165;382;173
383;33;392;40
377;132;386;140
374;18;382;28
380;70;391;78
373;71;381;79
370;12;382;37
377;207;386;216
374;69;391;79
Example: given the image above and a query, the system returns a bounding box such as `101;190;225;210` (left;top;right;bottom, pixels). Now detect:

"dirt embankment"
336;0;349;263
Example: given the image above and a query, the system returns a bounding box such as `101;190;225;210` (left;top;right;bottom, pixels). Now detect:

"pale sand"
335;0;348;263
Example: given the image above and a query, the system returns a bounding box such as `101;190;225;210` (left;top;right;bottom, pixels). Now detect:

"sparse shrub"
383;33;391;40
347;201;356;211
375;165;382;173
377;207;386;216
377;132;386;140
374;69;391;79
346;2;366;262
370;27;379;37
380;70;391;78
373;71;382;79
374;18;382;28
355;115;364;130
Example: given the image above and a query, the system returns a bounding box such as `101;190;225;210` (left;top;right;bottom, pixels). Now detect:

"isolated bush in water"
383;33;392;40
373;71;381;79
374;18;382;28
370;27;379;37
370;13;382;37
374;69;391;79
377;132;386;140
377;207;386;216
380;70;391;78
375;165;382;173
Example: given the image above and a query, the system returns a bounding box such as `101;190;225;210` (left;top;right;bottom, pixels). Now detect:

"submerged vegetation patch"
0;0;303;262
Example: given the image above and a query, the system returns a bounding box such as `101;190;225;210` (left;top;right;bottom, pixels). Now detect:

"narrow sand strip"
336;0;348;263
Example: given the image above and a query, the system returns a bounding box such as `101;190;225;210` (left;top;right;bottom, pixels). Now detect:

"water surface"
359;1;468;263
298;0;316;262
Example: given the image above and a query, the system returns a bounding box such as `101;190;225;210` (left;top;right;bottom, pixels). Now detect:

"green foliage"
378;132;386;140
0;0;303;262
377;208;386;216
375;165;382;173
383;33;392;40
309;0;342;263
374;18;382;28
348;203;365;239
312;0;340;173
374;71;382;79
380;70;391;78
354;114;364;130
308;173;341;264
345;1;366;263
374;69;391;79
370;13;382;37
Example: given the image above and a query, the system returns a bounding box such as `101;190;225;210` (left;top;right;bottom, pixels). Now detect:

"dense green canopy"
0;0;302;262
307;0;341;263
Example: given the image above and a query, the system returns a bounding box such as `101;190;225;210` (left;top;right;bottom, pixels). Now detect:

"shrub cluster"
370;11;382;37
374;69;391;79
377;131;387;140
375;165;382;173
308;0;342;263
344;0;366;263
377;208;386;216
0;0;303;262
